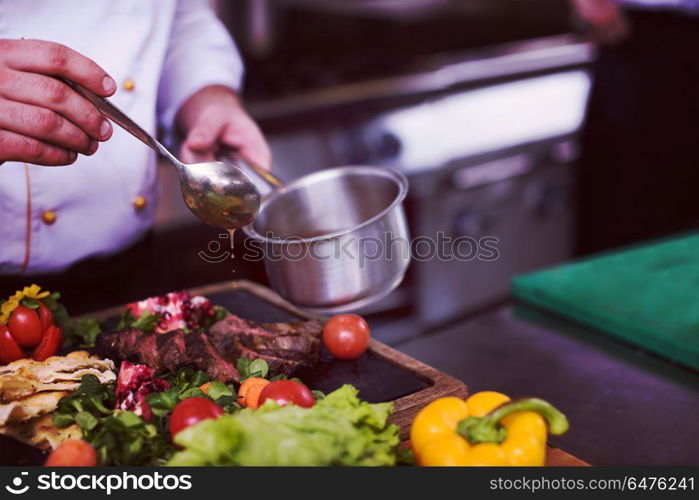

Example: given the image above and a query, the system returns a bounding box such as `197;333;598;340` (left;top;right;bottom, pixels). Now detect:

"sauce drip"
227;229;236;259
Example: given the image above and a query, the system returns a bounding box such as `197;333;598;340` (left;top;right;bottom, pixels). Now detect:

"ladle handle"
62;79;182;167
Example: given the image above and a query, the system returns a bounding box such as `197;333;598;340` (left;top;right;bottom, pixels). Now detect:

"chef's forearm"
156;0;244;136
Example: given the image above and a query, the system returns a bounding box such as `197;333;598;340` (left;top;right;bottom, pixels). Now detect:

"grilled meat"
95;315;325;381
183;332;240;382
206;316;323;377
208;335;302;376
96;328;241;383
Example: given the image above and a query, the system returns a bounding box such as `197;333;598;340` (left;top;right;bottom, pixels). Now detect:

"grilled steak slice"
96;329;240;383
156;331;188;373
135;334;160;369
206;315;324;376
208;316;323;356
96;314;323;381
210;315;323;350
208;334;302;376
235;331;319;358
184;333;240;382
96;328;142;363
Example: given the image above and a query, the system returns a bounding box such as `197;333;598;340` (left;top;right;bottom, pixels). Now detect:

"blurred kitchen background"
157;0;598;342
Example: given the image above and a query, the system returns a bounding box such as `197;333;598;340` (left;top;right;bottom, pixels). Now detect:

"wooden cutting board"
185;280;588;466
84;279;589;467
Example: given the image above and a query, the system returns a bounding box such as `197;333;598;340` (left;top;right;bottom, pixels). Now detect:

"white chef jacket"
0;0;244;274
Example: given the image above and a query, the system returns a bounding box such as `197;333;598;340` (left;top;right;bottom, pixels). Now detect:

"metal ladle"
65;80;282;230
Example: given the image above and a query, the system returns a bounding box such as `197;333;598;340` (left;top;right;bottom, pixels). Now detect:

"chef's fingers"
221;121;272;171
185;118;224;152
0;128;77;166
180;132;219;163
0;39;116;97
0;69;112;142
179;148;213;164
0;98;98;156
180;114;226;163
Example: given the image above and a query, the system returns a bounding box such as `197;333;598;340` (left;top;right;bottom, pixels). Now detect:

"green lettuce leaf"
168;385;399;466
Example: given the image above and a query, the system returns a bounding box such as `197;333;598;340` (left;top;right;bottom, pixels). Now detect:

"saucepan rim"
243;165;409;245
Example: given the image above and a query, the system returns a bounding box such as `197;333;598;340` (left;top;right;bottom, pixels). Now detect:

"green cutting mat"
512;232;699;370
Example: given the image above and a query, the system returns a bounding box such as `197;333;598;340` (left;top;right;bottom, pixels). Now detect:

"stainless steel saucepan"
241;165;411;313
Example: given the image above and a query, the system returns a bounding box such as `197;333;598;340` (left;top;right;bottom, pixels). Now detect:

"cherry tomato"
37;302;54;332
169;397;223;439
8;305;43;347
33;325;63;362
322;314;371;360
45;439;98;467
258;380;315;408
0;325;24;365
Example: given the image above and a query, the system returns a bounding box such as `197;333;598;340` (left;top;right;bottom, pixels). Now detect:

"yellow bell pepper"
410;391;568;466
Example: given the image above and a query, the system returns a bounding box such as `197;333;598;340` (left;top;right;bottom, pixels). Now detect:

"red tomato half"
8;305;43;347
37;302;54;332
34;325;63;362
169;397;224;439
0;325;23;365
322;314;371;360
44;439;97;467
258;380;315;408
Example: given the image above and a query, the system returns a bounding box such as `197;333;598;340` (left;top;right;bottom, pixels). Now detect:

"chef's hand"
0;38;115;166
177;85;271;170
571;0;631;45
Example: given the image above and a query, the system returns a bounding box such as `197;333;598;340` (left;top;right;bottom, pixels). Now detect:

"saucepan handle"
219;148;284;188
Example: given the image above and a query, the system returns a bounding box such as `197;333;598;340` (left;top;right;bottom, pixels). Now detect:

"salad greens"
52;362;392;466
85;410;174;466
236;356;269;381
168;385;400;466
52;374;174;465
61;316;103;348
212;305;232;323
115;308;160;333
52;368;240;465
52;374;115;428
147;367;239;416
